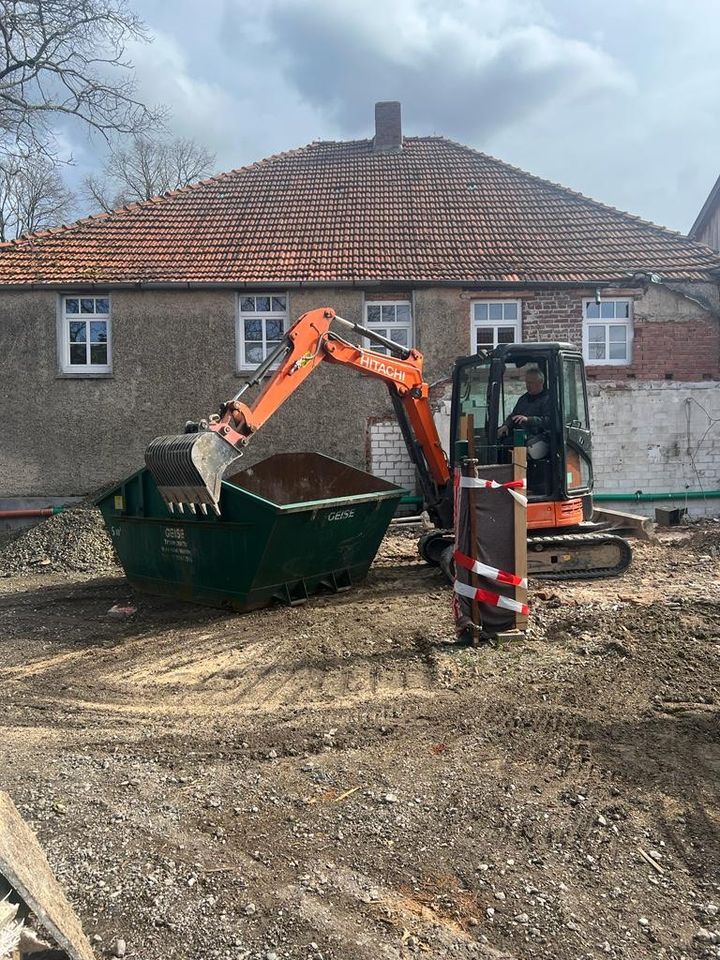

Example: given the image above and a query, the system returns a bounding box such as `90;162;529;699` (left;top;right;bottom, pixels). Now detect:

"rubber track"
528;533;633;581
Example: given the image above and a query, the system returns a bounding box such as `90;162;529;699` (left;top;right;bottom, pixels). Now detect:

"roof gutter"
0;277;664;293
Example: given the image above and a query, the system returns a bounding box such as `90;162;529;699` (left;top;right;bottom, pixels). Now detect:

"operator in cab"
497;367;550;439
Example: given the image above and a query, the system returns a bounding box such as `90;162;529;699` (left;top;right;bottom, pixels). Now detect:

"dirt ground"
0;522;718;960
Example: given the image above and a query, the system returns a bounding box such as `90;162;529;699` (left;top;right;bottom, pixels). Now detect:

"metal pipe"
333;315;412;359
0;506;65;519
232;336;292;399
595;490;720;502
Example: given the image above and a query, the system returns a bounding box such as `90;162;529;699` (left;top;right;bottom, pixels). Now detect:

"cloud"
126;32;242;160
64;0;720;232
123;6;330;171
262;0;633;139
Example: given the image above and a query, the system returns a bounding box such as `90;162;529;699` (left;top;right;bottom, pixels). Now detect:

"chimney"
373;101;402;152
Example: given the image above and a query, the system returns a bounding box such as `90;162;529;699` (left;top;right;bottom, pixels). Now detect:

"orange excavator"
145;307;631;580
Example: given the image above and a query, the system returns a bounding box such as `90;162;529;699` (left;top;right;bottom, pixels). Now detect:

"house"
1;102;719;511
690;174;720;251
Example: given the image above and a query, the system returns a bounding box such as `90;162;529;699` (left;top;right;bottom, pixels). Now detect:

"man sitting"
497;367;551;439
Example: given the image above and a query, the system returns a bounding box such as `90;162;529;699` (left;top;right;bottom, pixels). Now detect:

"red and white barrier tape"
453;579;529;616
459;476;527;507
454;550;528;589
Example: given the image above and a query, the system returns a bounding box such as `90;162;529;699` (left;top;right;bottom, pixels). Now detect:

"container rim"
221;481;405;513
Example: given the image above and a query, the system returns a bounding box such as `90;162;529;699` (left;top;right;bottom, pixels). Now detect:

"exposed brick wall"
620;319;718;381
519;286;720;382
521;291;584;346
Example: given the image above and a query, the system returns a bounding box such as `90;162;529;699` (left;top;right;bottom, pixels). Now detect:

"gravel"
0;522;718;959
0;505;119;576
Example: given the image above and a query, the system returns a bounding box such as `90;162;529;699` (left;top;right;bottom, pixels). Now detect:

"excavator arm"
145;307;450;516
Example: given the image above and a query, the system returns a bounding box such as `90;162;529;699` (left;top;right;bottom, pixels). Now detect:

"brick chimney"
373;101;402;152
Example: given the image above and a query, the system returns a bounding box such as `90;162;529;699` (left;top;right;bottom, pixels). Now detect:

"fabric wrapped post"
452;462;521;635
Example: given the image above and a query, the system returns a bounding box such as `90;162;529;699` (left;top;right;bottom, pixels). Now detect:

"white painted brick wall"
429;381;720;515
369;420;416;490
588;381;720;504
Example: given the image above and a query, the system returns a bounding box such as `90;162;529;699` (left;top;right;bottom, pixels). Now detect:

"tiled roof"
0;137;718;286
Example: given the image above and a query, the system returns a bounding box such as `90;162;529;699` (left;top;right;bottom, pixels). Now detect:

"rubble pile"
0;507;119;577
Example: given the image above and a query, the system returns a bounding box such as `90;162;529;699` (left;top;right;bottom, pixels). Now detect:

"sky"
66;0;720;233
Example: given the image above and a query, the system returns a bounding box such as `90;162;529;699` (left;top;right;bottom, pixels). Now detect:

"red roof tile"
0;137;718;286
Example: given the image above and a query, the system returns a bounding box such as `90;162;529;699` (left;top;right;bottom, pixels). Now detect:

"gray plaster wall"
2;282;717;498
0;288;392;496
413;287;470;379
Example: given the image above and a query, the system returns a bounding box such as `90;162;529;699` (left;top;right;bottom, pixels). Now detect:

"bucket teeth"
167;502;175;513
145;431;243;515
199;503;208;515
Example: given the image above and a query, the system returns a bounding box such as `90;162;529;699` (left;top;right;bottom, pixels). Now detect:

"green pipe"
401;490;720;506
595;490;720;502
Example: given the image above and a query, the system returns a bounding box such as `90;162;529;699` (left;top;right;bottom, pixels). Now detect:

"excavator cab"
449;343;594;528
423;341;632;579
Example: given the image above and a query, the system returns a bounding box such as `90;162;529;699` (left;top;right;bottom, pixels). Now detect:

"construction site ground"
0;520;719;960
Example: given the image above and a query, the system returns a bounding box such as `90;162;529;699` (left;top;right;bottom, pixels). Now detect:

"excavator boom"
145;307;449;514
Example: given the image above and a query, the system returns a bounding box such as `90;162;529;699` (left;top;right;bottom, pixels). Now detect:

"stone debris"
0;505;119;576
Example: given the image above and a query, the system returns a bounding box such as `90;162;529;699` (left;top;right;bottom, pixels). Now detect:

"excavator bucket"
144;432;243;514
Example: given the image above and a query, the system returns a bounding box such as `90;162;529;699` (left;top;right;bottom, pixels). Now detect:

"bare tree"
0;153;75;239
84;134;216;211
0;0;155;155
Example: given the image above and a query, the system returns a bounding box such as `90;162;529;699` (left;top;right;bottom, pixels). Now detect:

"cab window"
562;357;589;429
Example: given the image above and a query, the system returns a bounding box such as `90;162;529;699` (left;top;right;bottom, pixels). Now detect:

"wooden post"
512;440;528;631
465;415;482;645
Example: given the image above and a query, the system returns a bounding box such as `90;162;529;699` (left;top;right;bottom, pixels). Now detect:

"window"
59;296;111;374
364;300;412;354
583;299;632;365
237;294;288;369
471;300;521;351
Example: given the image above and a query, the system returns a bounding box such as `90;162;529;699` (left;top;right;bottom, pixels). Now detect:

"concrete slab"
0;791;94;960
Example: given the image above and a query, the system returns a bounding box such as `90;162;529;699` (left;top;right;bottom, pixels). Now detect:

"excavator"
145;306;631;580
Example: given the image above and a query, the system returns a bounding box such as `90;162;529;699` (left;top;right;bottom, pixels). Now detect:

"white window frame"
582;298;633;366
363;299;413;355
471;299;522;352
237;293;289;370
58;294;112;374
